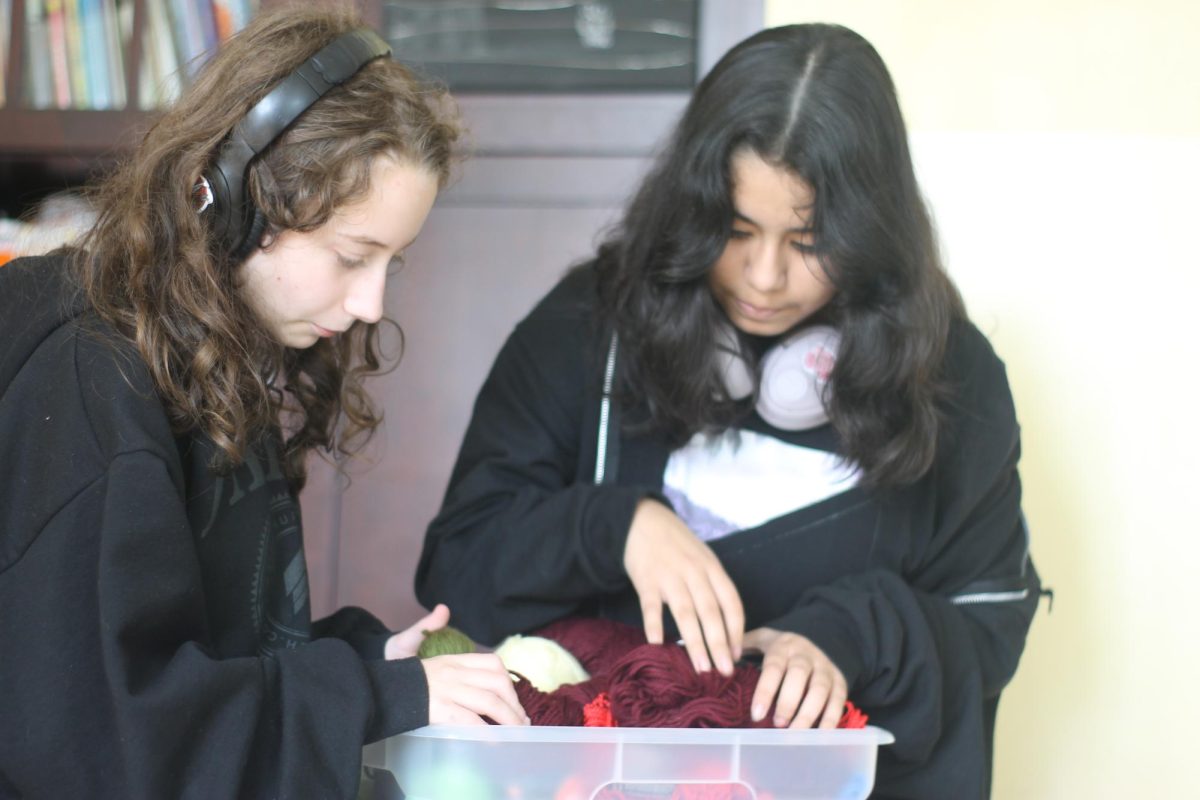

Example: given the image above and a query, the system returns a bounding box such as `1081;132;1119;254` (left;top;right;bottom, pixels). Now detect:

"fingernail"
718;657;733;675
751;704;765;722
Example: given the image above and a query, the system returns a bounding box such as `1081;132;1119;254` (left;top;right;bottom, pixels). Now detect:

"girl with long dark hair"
0;9;526;798
418;23;1039;797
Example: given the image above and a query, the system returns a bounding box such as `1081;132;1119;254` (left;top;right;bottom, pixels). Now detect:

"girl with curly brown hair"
0;8;525;799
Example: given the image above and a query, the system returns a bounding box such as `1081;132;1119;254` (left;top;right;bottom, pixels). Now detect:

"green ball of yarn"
417;626;476;658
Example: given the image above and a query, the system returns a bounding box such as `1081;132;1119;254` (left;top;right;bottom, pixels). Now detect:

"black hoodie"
418;264;1042;799
0;254;427;799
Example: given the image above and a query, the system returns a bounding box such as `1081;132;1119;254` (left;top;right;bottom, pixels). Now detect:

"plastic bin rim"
400;724;895;746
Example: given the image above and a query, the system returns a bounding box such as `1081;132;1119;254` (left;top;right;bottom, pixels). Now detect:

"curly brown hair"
73;6;461;490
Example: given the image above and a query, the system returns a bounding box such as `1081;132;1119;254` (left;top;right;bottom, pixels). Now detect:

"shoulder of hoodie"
0;255;185;542
938;316;1020;455
512;261;601;339
0;255;187;572
483;263;605;421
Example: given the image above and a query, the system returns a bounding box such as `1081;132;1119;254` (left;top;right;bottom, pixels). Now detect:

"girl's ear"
192;176;215;214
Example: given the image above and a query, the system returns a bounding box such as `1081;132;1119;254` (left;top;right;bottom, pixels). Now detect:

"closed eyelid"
336;252;368;268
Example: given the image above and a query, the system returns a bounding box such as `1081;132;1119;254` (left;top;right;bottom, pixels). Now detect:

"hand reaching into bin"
744;627;848;729
383;603;453;660
384;603;530;726
422;652;531;726
623;499;745;677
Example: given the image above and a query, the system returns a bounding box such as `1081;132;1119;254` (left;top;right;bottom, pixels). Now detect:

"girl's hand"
421;652;530;726
384;603;451;660
745;626;847;729
623;499;745;676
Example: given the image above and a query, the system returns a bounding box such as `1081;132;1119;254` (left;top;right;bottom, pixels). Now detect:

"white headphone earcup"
757;325;840;430
715;322;755;400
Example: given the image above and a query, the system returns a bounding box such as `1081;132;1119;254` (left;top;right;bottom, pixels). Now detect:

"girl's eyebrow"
340;233;388;249
732;209;813;234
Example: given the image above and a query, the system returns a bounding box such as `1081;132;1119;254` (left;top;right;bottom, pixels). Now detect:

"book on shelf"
79;0;107;108
45;0;72;108
1;0;10;108
64;0;88;107
102;0;126;108
138;0;180;109
22;1;54;109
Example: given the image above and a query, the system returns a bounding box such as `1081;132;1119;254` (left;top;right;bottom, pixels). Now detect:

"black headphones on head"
194;28;392;261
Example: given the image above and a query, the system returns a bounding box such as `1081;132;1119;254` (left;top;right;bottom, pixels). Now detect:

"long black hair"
595;23;963;487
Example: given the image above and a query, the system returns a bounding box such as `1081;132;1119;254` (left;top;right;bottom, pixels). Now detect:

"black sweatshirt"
0;255;428;799
417;264;1041;799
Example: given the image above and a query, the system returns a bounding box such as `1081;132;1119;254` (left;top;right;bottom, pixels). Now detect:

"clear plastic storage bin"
374;724;893;799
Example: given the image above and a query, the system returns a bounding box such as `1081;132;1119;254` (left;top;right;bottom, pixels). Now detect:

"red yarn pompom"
583;692;616;727
838;700;869;729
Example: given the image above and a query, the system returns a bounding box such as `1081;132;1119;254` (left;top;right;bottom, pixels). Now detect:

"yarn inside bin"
504;616;868;730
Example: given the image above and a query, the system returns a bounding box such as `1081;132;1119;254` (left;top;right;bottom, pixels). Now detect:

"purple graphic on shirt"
661;485;741;542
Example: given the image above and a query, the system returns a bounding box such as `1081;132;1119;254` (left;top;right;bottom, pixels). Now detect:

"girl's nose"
744;240;787;293
344;266;386;324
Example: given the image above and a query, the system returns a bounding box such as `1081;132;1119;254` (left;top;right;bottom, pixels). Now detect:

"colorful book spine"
212;0;235;42
101;0;126;107
195;0;219;57
63;0;88;107
44;0;71;108
214;0;256;41
142;0;181;108
167;0;203;77
80;0;110;108
23;0;54;109
0;0;10;107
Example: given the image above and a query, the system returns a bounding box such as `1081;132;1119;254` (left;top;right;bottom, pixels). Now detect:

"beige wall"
766;1;1200;797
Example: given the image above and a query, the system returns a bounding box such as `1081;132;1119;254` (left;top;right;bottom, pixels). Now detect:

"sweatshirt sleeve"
762;332;1039;799
416;275;647;645
313;606;395;661
3;450;427;799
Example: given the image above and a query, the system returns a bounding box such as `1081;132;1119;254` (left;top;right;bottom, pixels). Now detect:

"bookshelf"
0;0;294;215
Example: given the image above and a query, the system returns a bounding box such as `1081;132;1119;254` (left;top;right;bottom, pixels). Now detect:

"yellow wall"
766;2;1200;797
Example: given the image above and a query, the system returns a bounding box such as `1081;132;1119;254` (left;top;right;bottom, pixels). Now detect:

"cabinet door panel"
302;2;764;627
303;159;644;625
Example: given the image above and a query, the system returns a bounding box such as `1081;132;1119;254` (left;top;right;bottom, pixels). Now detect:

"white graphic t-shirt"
661;429;861;541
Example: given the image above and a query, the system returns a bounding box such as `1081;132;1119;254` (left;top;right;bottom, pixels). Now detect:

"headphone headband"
204;28;393;258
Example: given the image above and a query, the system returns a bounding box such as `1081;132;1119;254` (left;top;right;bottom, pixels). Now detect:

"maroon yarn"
512;674;583;726
512;617;772;728
509;617;868;730
533;615;649;675
605;643;759;728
